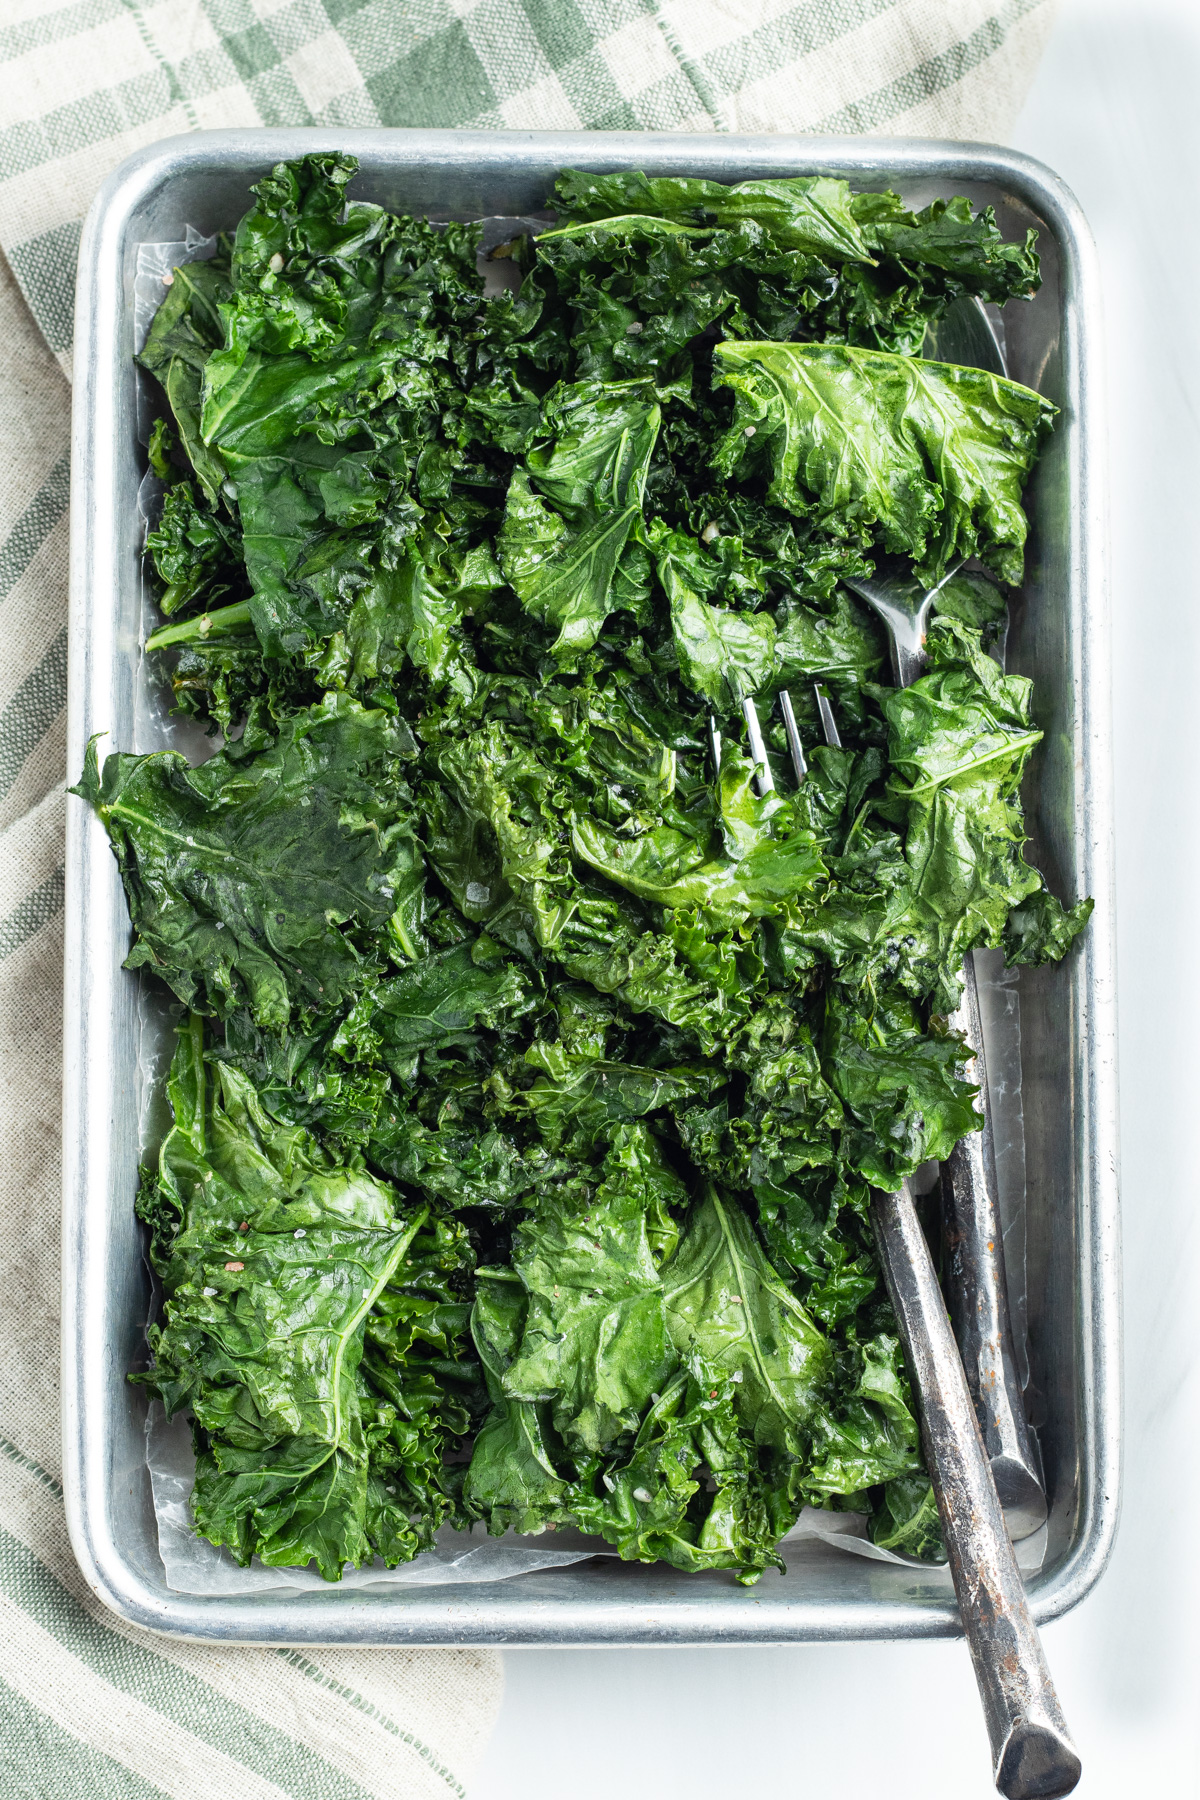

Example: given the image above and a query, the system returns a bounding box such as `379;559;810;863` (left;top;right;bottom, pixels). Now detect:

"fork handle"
871;1183;1081;1800
943;953;1047;1537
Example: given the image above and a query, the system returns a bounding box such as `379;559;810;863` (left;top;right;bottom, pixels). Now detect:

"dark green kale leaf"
224;150;483;363
142;154;498;709
566;1358;788;1584
514;1046;723;1156
361;1213;486;1555
137;1017;440;1578
754;1170;878;1326
332;939;537;1078
74;694;425;1027
426;722;579;959
461;1271;569;1534
1001;888;1094;966
878;616;1078;995
546;174;1038;369
855;192;1040;304
139;254;233;504
869;1472;945;1559
367;1112;569;1214
713;340;1057;584
145;478;248;618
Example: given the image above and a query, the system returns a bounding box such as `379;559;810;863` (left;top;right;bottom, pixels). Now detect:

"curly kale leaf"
567;1359;789;1584
662;1187;832;1456
554;169;876;264
333;939;538;1077
1001;888;1094;967
145;478;247;619
139;254;232;504
74;694;425;1026
137;1016;445;1578
869;1472;946;1560
649;520;776;710
713;340;1057;585
498;379;661;656
803;1332;924;1499
823;989;980;1189
855;191;1040;304
461;1272;569;1535
500;1127;683;1453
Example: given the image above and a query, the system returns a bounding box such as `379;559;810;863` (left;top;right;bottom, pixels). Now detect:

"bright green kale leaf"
567;1359;787;1584
462;1272;568;1534
803;1332;924;1499
571;806;825;928
823;990;980;1189
649;520;776;710
498;379;661;655
713;340;1056;584
501;1130;683;1453
773;587;886;689
663;1187;832;1455
554;169;875;264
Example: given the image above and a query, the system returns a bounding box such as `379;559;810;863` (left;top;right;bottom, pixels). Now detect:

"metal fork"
779;680;1077;1798
802;653;1046;1529
840;428;1047;1531
841;291;1043;1526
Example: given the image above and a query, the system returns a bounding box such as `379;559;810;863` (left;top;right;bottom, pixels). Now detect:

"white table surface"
473;3;1200;1792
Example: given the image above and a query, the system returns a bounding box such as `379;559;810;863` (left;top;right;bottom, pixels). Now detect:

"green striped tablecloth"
0;2;1057;1794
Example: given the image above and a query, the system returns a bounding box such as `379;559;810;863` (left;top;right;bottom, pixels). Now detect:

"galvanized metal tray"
64;128;1119;1646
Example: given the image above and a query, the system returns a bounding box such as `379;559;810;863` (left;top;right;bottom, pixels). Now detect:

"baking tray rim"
63;126;1120;1646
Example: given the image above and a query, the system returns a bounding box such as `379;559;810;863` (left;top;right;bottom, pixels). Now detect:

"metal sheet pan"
63;128;1119;1646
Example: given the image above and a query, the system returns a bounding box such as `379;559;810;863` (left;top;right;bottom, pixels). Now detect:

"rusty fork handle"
872;1183;1081;1800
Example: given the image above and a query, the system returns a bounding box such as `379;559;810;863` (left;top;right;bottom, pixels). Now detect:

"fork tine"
708;712;723;775
779;689;807;784
814;683;842;749
741;696;775;795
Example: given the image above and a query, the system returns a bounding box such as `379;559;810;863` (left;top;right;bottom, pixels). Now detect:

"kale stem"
145;598;254;652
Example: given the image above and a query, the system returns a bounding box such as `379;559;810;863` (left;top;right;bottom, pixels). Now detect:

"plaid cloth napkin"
0;1;1056;1794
